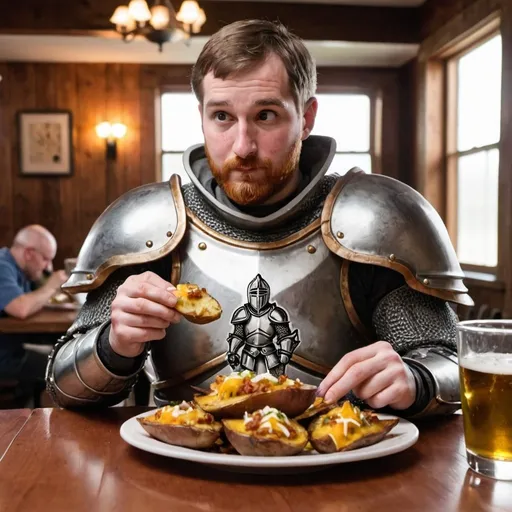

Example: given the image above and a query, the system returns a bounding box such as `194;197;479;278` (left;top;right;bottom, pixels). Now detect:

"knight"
227;274;300;377
46;19;472;418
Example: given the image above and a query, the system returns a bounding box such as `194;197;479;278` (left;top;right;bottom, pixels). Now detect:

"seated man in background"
0;225;67;400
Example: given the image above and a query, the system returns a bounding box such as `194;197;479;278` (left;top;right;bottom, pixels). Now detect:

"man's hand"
109;271;181;358
44;270;68;292
317;341;416;411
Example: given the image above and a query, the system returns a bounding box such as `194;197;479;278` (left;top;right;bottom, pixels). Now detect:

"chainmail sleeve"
372;285;461;418
372;285;457;355
46;258;171;408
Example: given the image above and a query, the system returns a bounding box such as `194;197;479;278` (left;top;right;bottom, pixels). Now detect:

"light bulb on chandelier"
109;0;206;52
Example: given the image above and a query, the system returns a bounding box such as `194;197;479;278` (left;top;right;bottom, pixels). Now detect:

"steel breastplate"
150;212;367;403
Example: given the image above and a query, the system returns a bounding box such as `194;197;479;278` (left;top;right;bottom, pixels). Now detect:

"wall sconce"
95;122;127;160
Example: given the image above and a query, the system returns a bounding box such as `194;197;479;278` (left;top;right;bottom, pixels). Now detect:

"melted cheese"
155;402;206;426
314;402;368;448
251;372;278;384
214;371;297;399
243;407;293;438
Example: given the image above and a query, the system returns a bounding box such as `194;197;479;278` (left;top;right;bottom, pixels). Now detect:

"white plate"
120;409;419;474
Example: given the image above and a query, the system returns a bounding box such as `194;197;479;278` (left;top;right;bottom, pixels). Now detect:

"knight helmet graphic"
247;274;271;314
226;274;301;377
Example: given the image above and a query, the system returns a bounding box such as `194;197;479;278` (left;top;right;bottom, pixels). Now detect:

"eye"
213;111;231;122
258;110;277;121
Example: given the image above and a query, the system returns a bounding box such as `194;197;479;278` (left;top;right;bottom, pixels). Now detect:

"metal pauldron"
47;322;142;407
403;346;461;417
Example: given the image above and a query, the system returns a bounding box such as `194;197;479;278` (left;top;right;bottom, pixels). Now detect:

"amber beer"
460;353;512;461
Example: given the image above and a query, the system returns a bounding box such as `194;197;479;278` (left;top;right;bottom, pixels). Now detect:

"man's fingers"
117;312;174;330
113;296;181;324
352;367;396;401
366;383;403;410
323;356;387;403
113;325;167;344
317;342;388;397
122;272;177;302
138;271;176;290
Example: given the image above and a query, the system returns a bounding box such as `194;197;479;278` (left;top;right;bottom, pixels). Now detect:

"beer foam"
460;353;512;375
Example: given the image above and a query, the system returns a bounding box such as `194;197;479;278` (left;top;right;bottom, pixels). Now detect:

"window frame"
158;85;194;183
158;85;382;181
315;85;382;175
444;29;502;275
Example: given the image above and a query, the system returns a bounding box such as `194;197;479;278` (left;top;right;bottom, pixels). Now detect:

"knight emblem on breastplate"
226;274;301;377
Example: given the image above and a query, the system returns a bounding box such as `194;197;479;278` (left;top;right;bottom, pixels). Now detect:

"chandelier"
109;0;206;52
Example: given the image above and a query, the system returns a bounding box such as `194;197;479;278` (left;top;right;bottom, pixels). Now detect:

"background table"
0;308;77;334
0;407;511;511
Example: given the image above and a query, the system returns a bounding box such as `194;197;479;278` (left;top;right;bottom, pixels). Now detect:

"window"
161;92;203;184
160;91;375;183
446;34;502;269
313;93;373;174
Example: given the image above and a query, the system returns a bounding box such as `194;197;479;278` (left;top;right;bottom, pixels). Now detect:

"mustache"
221;156;271;173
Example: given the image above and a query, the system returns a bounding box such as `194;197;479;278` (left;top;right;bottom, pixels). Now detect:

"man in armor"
46;19;472;418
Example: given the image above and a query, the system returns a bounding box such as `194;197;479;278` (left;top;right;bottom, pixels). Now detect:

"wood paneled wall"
0;62;188;268
0;62;405;269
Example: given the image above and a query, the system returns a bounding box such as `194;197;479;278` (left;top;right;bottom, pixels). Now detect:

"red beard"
205;140;302;206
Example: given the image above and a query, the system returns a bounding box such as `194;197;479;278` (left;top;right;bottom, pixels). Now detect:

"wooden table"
0;408;511;511
0;308;78;334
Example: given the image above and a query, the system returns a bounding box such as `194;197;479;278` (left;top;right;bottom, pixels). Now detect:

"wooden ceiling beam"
0;1;421;44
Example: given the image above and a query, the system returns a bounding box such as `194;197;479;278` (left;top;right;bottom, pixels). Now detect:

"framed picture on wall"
17;110;73;176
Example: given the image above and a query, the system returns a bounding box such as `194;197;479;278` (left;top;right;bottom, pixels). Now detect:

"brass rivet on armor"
389;254;396;262
423;278;430;286
307;245;316;254
146;240;153;248
198;242;207;251
336;231;344;239
166;231;173;238
86;274;93;280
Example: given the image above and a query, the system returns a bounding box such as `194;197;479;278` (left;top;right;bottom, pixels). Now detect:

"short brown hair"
191;19;317;110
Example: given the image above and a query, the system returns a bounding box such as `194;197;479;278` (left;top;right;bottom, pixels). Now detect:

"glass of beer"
457;320;512;480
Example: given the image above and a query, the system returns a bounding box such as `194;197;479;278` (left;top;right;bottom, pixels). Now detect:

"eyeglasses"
16;244;53;265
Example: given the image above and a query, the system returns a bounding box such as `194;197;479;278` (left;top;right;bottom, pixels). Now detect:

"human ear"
301;97;318;140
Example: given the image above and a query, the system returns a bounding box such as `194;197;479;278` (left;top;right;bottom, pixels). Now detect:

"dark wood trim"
420;0;501;56
445;57;457;244
0;1;421;44
463;263;499;275
500;1;512;316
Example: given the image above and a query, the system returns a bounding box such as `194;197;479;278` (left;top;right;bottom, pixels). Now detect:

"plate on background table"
120;409;419;475
45;292;80;310
44;301;80;311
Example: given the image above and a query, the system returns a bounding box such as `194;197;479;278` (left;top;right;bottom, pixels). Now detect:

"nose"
232;121;257;160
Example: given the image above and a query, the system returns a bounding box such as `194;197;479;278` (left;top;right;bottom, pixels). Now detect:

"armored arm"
46;266;152;408
46;175;186;408
372;285;460;418
322;170;472;417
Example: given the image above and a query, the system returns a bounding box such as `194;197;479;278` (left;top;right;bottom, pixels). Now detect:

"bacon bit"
245;412;262;431
278;375;287;384
237;377;283;396
197;414;214;425
239;378;257;396
186;287;204;299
